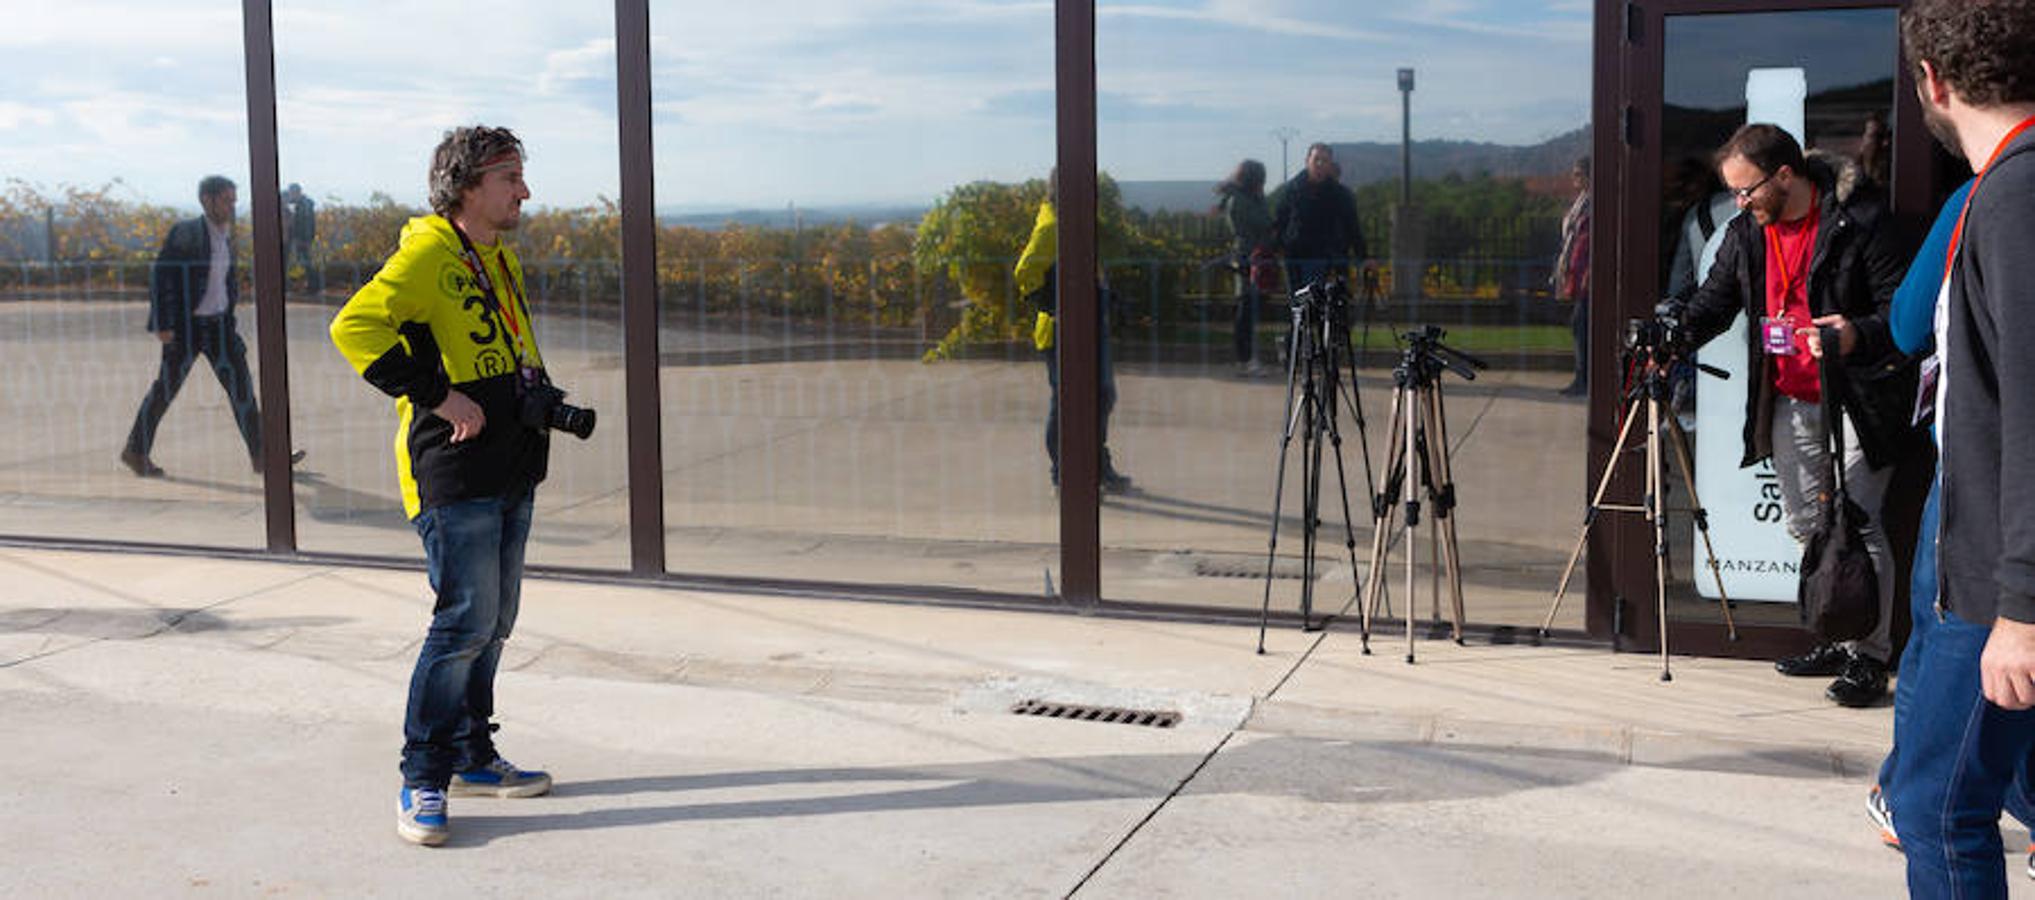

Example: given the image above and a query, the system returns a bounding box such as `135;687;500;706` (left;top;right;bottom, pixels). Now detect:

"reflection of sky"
3;0;1592;210
1664;8;1897;110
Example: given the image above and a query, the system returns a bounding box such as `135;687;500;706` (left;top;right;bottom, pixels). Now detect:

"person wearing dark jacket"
1217;159;1275;375
1667;124;1918;708
120;175;274;478
1882;1;2035;892
1271;143;1366;293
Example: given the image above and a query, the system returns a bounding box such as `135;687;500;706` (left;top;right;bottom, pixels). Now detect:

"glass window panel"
276;1;629;569
0;2;263;547
1659;8;1900;628
651;0;1057;592
1096;1;1594;632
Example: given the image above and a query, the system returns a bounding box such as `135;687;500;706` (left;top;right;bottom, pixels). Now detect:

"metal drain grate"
1011;699;1181;729
1191;556;1315;581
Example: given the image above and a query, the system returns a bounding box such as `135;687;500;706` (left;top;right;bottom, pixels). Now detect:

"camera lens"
549;404;596;440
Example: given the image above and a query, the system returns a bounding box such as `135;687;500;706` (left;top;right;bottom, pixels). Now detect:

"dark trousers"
1043;338;1117;478
1232;283;1261;364
124;316;263;460
1566;295;1589;388
402;489;534;787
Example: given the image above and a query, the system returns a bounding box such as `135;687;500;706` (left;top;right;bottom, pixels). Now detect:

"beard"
1922;104;1965;159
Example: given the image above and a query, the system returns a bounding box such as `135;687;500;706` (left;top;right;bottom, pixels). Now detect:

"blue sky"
2;0;1591;212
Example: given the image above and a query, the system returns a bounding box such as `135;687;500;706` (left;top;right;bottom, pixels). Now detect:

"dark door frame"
1587;0;1937;657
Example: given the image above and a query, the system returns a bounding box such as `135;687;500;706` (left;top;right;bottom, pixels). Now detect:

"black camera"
518;371;596;440
1626;305;1689;354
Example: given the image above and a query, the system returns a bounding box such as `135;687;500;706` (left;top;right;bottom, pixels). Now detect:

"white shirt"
194;219;231;317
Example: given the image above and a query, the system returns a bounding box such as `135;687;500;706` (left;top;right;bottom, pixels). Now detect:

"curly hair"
427;125;524;217
1716;123;1804;178
1903;0;2035;107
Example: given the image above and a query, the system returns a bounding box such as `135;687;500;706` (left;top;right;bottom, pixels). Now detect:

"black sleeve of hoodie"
1979;154;2035;623
1677;220;1750;349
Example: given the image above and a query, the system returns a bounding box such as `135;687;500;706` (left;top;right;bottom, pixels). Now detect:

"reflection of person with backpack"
1015;170;1131;494
1215;159;1276;377
283;182;320;292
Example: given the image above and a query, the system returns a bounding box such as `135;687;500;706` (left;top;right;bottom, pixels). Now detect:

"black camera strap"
447;218;532;372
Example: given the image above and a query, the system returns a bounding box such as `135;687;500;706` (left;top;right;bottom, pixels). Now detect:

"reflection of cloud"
6;0;1593;208
539;38;617;98
0;102;58;130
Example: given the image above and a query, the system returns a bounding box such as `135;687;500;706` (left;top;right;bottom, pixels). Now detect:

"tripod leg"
1541;393;1645;638
1665;413;1738;640
1256;332;1312;654
1404;384;1422;665
1319;375;1368;619
1649;399;1672;682
1360;388;1408;654
1302;385;1326;629
1423;385;1469;644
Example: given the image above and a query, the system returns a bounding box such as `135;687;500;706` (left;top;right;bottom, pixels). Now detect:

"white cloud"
0;102;58;130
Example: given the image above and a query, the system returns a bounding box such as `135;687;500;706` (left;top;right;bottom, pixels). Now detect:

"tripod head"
1395;325;1487;385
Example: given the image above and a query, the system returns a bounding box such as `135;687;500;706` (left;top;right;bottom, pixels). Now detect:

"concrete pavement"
1;545;2008;897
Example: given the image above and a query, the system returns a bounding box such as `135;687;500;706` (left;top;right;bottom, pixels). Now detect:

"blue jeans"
401;488;534;788
1888;479;2035;896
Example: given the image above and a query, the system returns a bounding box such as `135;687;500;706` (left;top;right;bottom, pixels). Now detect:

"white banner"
1690;67;1809;603
1693;314;1798;602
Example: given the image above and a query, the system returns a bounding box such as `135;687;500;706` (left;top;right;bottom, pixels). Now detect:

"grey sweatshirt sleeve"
1979;154;2035;623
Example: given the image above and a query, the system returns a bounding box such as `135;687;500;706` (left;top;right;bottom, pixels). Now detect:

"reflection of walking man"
120;175;274;478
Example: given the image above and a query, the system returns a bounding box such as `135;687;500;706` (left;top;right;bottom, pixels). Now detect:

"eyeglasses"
1730;170;1777;202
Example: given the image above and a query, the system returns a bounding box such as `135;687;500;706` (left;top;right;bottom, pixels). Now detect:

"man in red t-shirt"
1668;123;1919;708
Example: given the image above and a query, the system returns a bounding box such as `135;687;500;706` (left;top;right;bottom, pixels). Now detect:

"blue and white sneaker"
396;786;449;846
450;758;553;798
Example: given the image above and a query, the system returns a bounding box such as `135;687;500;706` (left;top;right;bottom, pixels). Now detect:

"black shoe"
1776;642;1851;677
1557;379;1587;396
1827;655;1890;708
119;448;164;478
1101;468;1133;495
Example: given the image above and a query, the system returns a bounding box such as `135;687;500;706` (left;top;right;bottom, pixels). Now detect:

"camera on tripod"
517;369;596;440
1624;305;1691;358
1292;274;1354;320
1398;325;1487;383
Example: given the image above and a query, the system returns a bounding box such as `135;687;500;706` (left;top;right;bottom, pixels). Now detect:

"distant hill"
1119;127;1593;213
659;204;926;231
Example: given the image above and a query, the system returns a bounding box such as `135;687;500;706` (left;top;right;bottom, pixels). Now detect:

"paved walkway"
1;545;1997;897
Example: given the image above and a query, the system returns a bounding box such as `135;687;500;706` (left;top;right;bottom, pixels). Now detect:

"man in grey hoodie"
1880;1;2035;893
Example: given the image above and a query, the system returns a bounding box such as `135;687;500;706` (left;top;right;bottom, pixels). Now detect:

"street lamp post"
1398;68;1414;205
1392;68;1423;302
1271;126;1300;183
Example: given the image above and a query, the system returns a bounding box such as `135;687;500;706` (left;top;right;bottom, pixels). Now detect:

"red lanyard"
1945;114;2035;273
1765;188;1819;311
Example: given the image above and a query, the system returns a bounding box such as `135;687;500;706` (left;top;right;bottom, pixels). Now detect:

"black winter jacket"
1671;155;1918;470
1271;173;1365;265
148;217;239;335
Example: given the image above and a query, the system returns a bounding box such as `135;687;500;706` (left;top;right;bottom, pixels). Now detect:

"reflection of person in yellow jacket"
1015;180;1131;493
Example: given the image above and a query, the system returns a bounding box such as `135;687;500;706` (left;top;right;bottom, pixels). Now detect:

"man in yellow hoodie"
331;126;555;846
1015;173;1131;493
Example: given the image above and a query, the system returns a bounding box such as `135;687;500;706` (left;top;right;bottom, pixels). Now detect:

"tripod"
1359;327;1486;663
1256;275;1379;652
1539;326;1738;681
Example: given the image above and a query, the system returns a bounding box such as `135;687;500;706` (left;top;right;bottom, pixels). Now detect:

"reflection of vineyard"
0;165;1584;628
